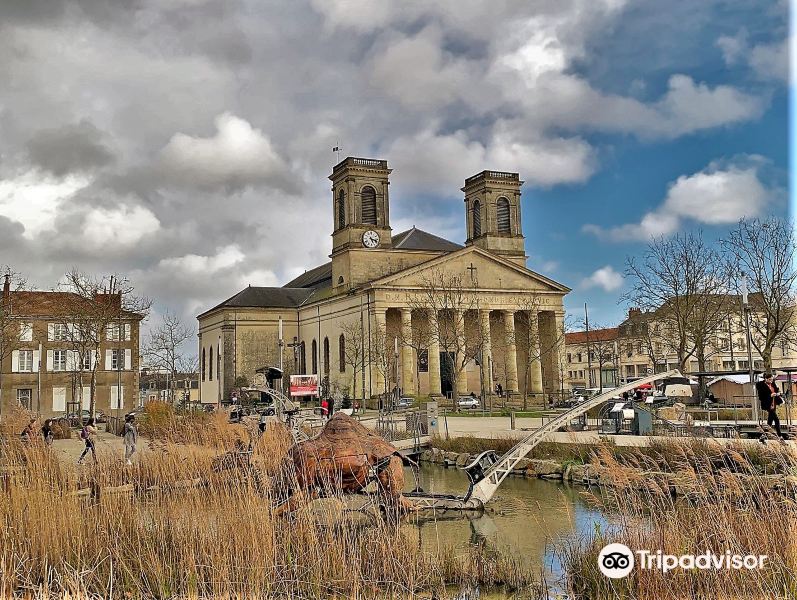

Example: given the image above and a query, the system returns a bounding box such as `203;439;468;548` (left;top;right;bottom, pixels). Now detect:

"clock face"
362;230;380;248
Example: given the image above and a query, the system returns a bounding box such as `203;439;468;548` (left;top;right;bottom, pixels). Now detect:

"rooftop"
282;227;461;289
565;327;619;345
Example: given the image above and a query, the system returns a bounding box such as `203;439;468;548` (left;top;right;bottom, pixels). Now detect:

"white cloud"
583;157;773;241
581;265;623;292
158;245;246;274
385;126;596;197
159;113;293;190
82;204;160;247
0;171;91;239
717;31;788;83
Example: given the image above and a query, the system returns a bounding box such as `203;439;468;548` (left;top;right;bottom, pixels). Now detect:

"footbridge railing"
469;369;682;505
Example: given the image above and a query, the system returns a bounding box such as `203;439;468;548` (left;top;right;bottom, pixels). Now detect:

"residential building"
564;327;619;391
0;276;143;417
139;369;199;405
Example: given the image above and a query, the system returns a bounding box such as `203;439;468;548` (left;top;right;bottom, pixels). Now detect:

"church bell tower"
462;170;526;266
329;157;393;288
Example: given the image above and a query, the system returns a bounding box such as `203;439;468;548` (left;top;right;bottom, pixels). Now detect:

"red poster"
290;374;318;397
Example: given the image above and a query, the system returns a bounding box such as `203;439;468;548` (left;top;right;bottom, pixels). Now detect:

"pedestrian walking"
123;414;138;465
320;398;329;420
77;418;98;465
41;419;54;446
20;419;36;444
756;373;784;438
258;411;268;435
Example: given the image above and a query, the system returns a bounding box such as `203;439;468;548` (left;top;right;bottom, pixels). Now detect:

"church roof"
197;286;315;317
392;227;462;251
282;227;461;289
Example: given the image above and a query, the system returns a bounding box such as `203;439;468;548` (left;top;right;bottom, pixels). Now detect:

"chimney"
2;274;9;301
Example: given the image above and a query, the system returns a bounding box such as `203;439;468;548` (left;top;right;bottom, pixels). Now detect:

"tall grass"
0;409;542;599
559;440;797;599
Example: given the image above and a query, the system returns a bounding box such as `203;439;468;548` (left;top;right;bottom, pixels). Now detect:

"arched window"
209;347;213;381
201;348;206;381
496;197;511;233
337;189;346;230
339;334;346;372
299;342;306;374
337;276;344;285
312;339;318;374
323;337;330;376
472;200;482;238
361;185;377;225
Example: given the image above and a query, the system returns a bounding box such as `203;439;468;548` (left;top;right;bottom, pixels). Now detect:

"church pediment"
369;246;570;294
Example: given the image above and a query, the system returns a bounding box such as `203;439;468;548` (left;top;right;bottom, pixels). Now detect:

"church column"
373;308;387;395
503;310;519;394
529;311;543;396
400;308;415;395
455;309;468;395
428;310;442;397
479;309;492;397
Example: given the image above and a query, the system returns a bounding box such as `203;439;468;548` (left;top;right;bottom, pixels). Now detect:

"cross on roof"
467;262;478;285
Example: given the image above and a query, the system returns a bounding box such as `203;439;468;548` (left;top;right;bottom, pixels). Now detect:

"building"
139;369;199;405
564;327;620;391
197;158;570;406
564;304;797;392
0;276;143;417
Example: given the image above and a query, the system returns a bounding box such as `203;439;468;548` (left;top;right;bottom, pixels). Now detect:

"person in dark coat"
756;373;783;438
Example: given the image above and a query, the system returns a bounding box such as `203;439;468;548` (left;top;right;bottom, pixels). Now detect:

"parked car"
394;397;414;409
457;396;480;409
67;410;91;425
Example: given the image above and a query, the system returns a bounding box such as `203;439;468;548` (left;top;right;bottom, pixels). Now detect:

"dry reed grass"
0;407;541;599
560;439;797;599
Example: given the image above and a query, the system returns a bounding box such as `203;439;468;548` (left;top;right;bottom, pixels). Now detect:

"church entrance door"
440;351;455;398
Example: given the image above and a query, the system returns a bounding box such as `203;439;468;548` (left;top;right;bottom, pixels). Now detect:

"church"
197;157;570;406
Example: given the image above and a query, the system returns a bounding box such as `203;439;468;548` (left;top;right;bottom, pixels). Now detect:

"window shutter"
19;322;32;342
65;350;75;372
90;350;97;370
124;349;132;370
11;350;19;373
111;386;124;409
81;387;91;410
496;198;510;233
361;186;377;225
52;387;67;412
124;323;131;341
33;350;40;372
47;323;55;341
105;349;113;370
46;350;54;371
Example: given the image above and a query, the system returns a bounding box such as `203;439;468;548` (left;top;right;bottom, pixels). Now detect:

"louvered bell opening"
337;191;346;230
472;200;482;237
496;198;510;234
361;186;377;225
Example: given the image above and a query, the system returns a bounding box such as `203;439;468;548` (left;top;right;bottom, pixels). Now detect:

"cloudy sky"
0;0;789;339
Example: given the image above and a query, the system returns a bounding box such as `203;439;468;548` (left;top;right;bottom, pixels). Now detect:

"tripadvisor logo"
598;543;768;578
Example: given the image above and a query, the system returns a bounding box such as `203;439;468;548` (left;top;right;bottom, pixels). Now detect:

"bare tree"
397;309;432;397
625;232;731;372
579;322;617;393
722;217;797;370
0;267;29;419
407;270;485;409
143;312;195;403
513;293;566;409
59;269;151;416
369;316;392;398
340;319;368;400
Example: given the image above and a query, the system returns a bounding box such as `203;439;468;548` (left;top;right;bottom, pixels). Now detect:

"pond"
403;464;608;580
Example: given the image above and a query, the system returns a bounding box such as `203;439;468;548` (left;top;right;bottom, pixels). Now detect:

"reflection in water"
403;464;607;577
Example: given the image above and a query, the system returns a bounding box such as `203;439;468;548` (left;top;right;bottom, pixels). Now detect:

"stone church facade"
197;158;570;405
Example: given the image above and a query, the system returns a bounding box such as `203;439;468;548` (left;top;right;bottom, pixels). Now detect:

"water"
403;464;608;578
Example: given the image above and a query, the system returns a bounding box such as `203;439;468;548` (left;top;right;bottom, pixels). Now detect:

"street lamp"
741;273;758;422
